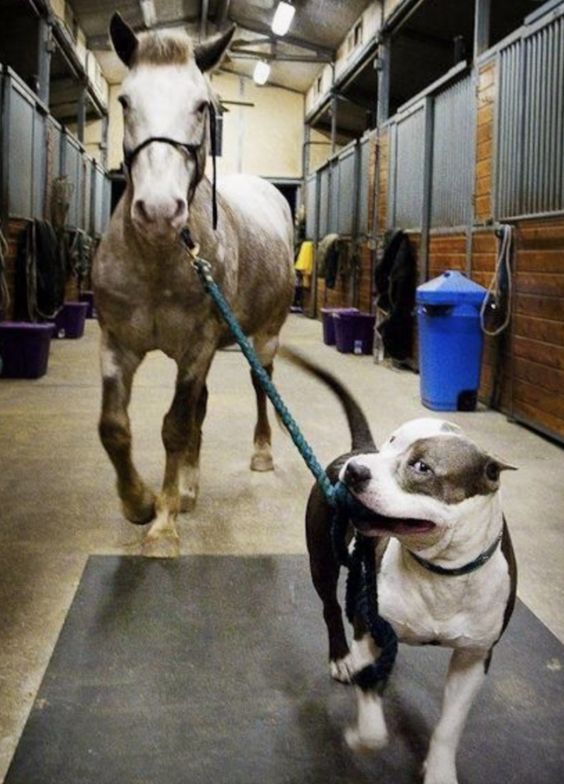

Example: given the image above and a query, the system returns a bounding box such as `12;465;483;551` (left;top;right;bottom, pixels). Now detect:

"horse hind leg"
250;334;279;472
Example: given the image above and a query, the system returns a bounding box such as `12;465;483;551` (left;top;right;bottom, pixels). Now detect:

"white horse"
93;15;294;557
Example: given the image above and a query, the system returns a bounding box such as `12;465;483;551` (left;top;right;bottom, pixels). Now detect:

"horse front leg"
250;334;279;472
142;353;213;558
179;383;208;512
98;333;155;524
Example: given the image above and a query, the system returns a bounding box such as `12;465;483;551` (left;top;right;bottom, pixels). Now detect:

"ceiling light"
140;0;157;28
271;2;295;37
253;60;271;85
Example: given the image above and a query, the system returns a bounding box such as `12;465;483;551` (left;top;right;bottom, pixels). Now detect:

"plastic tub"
52;302;89;339
334;312;376;355
0;322;54;379
320;307;358;345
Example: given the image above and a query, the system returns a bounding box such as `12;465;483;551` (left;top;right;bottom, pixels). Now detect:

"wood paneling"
428;233;466;279
376;130;389;235
474;62;496;224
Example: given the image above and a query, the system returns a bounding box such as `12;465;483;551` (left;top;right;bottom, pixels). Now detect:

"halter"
122;103;219;230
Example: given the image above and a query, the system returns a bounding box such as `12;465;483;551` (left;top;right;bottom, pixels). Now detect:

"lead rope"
181;231;398;691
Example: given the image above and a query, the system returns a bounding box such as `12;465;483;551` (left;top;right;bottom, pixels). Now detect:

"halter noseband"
122;104;219;230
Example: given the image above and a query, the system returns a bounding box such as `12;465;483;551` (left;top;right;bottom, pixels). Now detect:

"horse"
92;14;295;558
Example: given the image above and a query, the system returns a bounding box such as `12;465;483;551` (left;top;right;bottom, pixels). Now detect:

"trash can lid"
416;270;487;306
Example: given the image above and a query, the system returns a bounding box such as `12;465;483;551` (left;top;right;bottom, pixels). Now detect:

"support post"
37;17;52;106
77;85;86;143
377;36;390;125
419;96;434;285
474;0;491;57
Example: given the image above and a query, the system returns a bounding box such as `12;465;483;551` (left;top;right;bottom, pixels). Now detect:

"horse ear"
194;24;236;72
110;12;139;68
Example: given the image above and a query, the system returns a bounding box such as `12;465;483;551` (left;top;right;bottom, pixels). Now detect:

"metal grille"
390;106;425;229
431;75;474;227
63;133;82;228
337;144;357;235
93;165;105;235
8;81;34;218
304;173;317;240
82;157;92;232
358;135;371;236
318;165;330;238
32;111;47;219
497;13;564;218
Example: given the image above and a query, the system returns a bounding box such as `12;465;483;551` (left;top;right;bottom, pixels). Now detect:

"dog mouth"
353;513;436;537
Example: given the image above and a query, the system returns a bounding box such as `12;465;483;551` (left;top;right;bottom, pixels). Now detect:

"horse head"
110;13;234;243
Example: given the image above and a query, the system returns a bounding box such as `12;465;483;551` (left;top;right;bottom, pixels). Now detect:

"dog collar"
408;531;503;577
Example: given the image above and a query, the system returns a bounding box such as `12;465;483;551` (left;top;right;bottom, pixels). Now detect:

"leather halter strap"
122;103;219;230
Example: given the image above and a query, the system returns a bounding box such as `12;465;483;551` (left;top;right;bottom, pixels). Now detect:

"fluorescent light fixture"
253;60;271;85
271;2;295;36
140;0;157;28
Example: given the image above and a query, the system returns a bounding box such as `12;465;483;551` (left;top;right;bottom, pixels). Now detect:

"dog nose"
344;460;371;489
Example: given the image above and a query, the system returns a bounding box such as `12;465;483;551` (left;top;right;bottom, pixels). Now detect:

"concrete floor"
0;314;562;780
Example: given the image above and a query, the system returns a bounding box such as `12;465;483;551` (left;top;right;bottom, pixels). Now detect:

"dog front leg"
344;633;389;751
424;648;489;784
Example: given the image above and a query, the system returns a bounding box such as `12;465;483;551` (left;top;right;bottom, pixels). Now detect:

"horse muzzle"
131;195;188;242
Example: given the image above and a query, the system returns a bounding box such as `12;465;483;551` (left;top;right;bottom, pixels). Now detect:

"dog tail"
279;347;376;452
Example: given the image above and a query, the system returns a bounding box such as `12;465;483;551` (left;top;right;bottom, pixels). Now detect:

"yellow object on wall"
295;241;315;275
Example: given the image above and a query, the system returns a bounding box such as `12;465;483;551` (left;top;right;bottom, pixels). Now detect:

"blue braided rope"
192;256;336;505
190;252;398;691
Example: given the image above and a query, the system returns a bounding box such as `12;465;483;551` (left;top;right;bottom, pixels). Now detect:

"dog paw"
422;757;458;784
344;726;388;753
330;654;355;683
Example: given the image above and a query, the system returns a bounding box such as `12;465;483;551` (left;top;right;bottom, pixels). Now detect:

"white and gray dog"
291;351;517;784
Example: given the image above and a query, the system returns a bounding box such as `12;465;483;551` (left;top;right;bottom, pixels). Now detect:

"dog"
289;351;517;784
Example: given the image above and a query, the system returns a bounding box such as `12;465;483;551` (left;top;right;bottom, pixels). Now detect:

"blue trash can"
416;271;487;411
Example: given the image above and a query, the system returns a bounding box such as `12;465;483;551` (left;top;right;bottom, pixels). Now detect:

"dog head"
340;418;516;546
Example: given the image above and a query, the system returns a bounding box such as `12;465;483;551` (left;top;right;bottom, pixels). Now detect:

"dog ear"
485;457;518;483
110;12;139;68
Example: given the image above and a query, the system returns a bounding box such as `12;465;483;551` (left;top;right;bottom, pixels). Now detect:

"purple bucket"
52;302;89;339
0;322;54;379
320;307;358;345
79;291;96;319
334;312;376;355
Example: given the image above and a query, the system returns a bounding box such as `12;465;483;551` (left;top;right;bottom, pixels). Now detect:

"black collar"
407;531;503;576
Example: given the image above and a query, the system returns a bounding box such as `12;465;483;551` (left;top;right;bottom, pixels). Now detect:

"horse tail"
279;347;376;452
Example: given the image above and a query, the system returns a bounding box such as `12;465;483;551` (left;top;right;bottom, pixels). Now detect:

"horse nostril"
344;460;371;489
174;199;187;219
133;199;153;223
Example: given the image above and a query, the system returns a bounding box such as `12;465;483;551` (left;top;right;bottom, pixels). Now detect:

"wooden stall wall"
474;61;495;224
510;218;564;439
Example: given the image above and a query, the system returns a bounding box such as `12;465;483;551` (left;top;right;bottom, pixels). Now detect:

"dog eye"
411;459;432;475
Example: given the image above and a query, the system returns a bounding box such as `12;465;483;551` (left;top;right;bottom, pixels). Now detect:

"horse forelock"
134;31;194;67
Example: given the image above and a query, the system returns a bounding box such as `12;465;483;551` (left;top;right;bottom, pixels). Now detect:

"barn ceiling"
68;0;374;91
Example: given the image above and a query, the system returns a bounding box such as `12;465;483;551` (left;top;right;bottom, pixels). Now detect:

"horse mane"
135;31;194;66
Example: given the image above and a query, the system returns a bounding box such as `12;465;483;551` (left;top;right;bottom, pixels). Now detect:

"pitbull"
295;352;517;784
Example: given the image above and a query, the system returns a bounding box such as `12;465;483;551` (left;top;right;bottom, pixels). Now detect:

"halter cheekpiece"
123;103;219;230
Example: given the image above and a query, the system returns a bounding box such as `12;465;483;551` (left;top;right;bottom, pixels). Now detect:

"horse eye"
411;459;432;475
196;101;208;114
118;95;130;111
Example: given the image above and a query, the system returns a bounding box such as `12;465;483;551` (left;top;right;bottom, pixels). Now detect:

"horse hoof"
179;491;197;513
141;531;180;559
122;491;156;525
250;452;274;472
